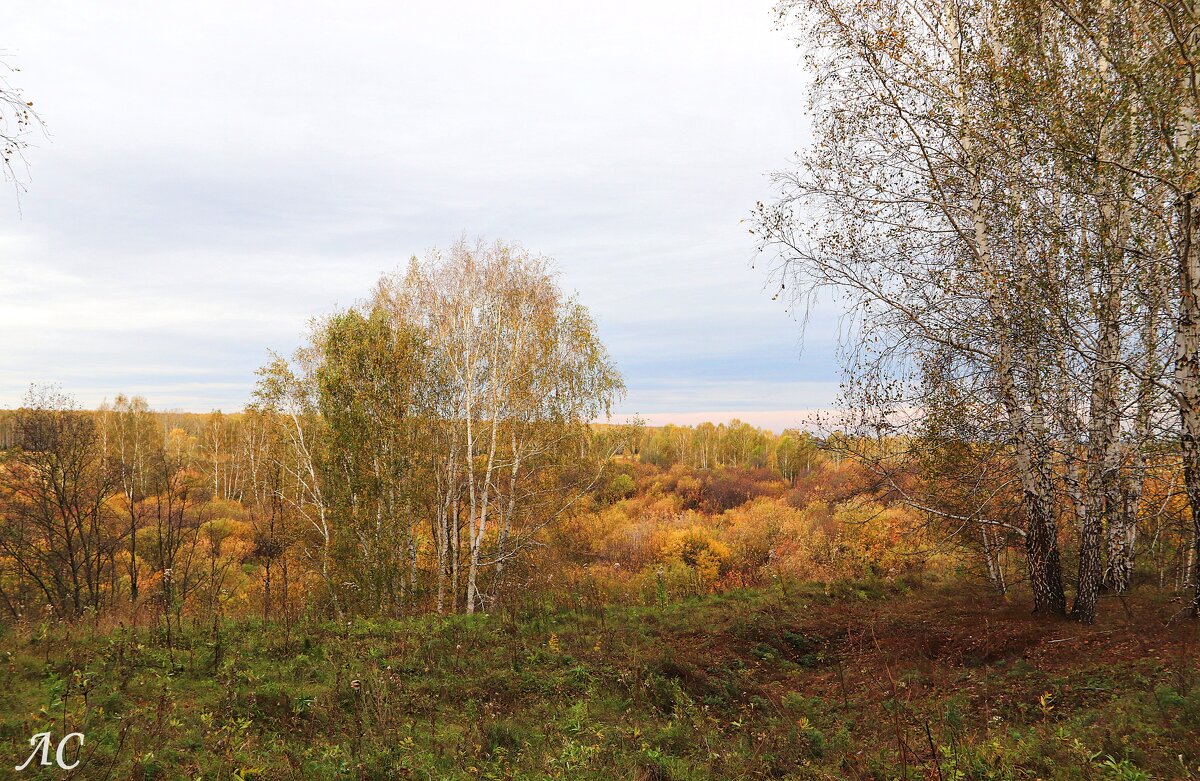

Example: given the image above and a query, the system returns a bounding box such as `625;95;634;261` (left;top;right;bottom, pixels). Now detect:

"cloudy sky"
0;1;841;431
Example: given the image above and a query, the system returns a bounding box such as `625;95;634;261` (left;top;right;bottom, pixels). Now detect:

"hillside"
1;581;1196;780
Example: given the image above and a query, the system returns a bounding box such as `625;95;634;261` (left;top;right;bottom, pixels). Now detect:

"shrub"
661;527;731;585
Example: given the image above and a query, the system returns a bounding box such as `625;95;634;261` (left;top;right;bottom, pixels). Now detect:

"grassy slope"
1;580;1197;780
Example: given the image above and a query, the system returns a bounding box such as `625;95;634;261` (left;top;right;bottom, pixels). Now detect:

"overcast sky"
0;1;840;431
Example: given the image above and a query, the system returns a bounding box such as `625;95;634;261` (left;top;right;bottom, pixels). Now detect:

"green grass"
0;582;1197;779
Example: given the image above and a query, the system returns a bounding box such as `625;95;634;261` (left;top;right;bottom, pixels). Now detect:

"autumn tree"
103;394;156;608
250;359;339;617
370;239;624;613
253;239;623;617
0;387;115;617
0;57;41;191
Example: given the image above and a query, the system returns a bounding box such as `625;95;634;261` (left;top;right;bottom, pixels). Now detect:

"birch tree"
759;0;1189;622
373;239;623;614
1040;0;1200;616
256;238;623;617
105;394;156;608
0;57;41;191
758;0;1076;614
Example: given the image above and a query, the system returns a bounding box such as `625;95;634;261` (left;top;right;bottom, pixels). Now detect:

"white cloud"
0;1;838;413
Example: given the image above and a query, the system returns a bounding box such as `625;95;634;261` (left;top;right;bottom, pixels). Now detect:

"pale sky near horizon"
0;1;842;432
